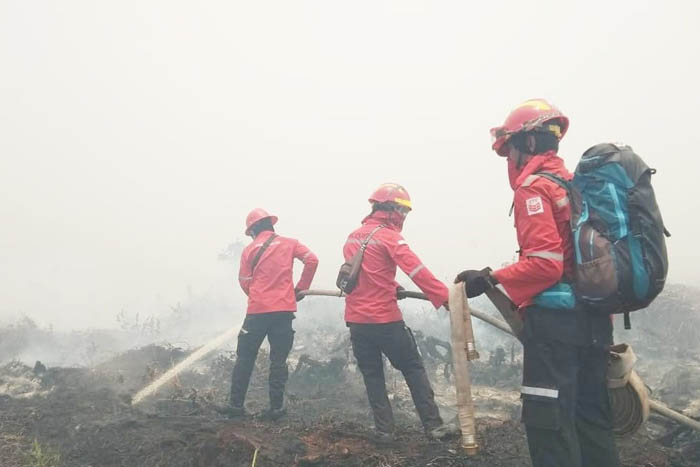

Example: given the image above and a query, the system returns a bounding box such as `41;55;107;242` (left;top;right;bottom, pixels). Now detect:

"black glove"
295;288;305;302
396;285;407;300
454;267;497;298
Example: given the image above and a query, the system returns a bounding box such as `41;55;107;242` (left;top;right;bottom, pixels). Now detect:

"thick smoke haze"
2;1;698;329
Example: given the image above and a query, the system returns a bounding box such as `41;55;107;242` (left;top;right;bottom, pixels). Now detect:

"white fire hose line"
448;282;479;455
401;288;700;435
129;288;700;436
131;326;240;405
299;289;700;434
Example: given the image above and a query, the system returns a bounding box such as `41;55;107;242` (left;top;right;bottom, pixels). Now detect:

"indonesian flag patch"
526;196;544;215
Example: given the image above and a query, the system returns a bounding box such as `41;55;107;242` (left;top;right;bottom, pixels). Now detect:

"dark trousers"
348;321;443;433
521;306;620;467
230;312;294;410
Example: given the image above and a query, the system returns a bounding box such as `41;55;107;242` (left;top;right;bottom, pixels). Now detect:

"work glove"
454;267;497;298
396;285;407;300
295;288;306;302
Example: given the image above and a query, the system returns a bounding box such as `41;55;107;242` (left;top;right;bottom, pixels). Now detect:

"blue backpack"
535;143;669;328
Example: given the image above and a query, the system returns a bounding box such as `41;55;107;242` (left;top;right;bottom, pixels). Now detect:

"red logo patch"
526;197;544;215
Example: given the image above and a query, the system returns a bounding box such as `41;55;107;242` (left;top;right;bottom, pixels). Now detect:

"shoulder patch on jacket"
526;196;544;216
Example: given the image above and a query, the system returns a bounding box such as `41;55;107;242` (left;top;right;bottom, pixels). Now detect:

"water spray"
131;326;239;405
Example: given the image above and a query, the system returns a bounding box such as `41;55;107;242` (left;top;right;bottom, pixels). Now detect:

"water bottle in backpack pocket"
533;282;577;310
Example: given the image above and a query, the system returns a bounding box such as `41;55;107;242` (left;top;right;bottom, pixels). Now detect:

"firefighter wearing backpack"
342;183;458;443
224;208;318;420
455;99;620;467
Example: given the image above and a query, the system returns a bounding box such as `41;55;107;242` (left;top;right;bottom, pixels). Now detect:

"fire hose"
392;287;700;436
298;287;480;453
447;282;479;454
131;288;700;436
298;289;700;435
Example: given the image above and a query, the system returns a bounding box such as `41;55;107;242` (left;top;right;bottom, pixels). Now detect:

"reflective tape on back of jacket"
342;211;448;324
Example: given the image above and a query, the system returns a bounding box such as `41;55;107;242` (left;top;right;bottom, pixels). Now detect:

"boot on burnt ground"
372;429;395;445
257;406;287;421
427;423;461;441
213;403;249;419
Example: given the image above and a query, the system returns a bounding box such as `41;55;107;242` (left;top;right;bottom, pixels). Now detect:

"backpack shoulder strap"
512;172;571;216
533;171;571;190
250;233;278;273
532;171;584;225
534;171;576;206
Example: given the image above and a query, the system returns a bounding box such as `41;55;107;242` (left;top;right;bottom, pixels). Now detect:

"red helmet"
369;183;412;210
245;208;278;235
490;98;569;157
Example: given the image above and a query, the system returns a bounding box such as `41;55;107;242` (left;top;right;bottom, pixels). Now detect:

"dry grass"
25;439;61;467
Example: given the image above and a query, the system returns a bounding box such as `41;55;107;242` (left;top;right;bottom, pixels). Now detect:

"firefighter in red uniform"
225;208;318;420
343;183;458;443
455;99;619;466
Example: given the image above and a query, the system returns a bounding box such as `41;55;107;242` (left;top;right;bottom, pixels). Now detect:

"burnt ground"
1;341;698;467
2;284;699;466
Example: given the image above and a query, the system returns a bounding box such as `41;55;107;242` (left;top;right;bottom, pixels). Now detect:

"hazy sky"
2;1;698;329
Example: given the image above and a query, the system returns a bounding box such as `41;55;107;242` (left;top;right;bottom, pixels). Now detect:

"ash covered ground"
1;284;699;466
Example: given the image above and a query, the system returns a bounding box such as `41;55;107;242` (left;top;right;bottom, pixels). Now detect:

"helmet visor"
491;127;512;157
395;205;411;216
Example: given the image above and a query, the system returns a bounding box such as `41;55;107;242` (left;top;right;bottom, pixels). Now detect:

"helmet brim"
245;215;278;235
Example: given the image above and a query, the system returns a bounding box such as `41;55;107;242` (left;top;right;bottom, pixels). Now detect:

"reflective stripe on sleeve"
521;174;541;187
555;196;569;208
521;386;559;398
526;251;564;261
239;276;253;280
409;264;425;278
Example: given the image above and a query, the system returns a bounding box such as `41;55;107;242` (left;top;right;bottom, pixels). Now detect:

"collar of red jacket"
509;150;567;190
252;229;275;242
362;210;403;231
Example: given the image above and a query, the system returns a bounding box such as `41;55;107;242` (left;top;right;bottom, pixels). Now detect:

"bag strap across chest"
250;234;278;273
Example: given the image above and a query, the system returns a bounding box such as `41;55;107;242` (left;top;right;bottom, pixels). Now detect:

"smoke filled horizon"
2;1;698;330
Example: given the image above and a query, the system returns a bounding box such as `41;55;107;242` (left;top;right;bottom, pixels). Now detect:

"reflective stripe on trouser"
348;321;443;433
521;306;619;467
230;312;294;409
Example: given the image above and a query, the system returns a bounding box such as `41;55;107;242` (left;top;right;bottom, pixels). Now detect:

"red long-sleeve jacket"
238;230;318;314
343;211;449;324
491;152;574;308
